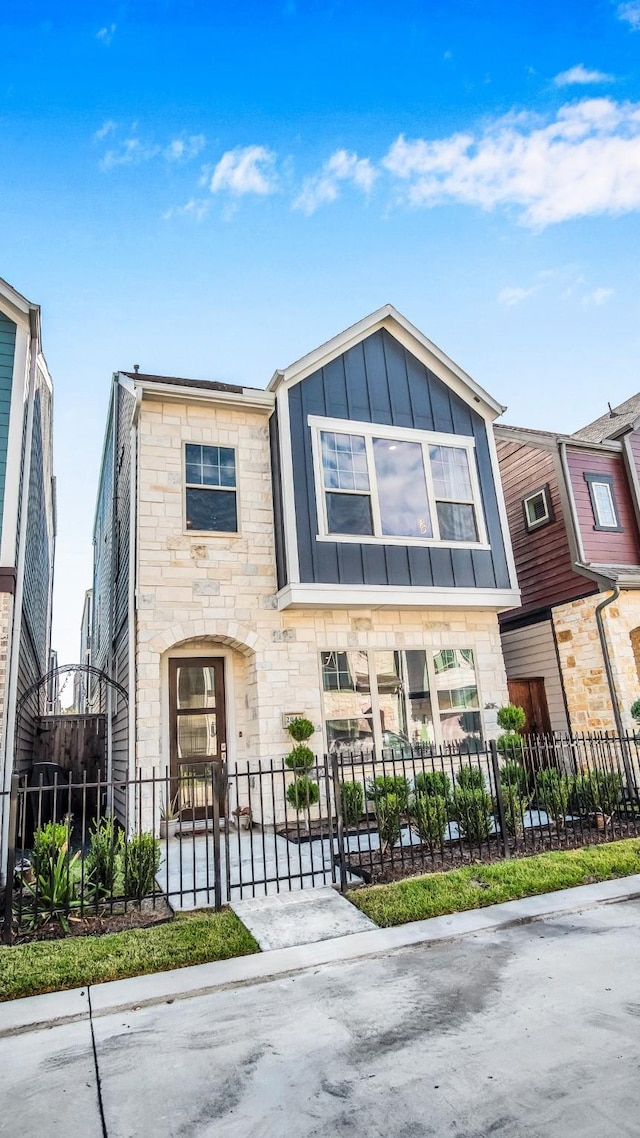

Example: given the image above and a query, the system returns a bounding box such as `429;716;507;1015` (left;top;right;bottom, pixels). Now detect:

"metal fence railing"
2;732;640;942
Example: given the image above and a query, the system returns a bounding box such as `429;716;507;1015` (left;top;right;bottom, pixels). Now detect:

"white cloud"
163;198;210;222
164;135;206;162
553;64;614;87
101;137;161;170
618;2;640;29
96;24;116;45
210;145;277;195
582;286;614;306
382;98;640;227
294;149;378;214
498;286;538;307
94;120;117;141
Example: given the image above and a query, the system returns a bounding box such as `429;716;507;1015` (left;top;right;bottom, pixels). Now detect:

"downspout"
0;313;38;882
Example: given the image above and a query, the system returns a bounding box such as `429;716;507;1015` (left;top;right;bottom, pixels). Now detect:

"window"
320;646;482;753
185;444;237;533
312;417;486;547
584;472;621;532
523;486;552;532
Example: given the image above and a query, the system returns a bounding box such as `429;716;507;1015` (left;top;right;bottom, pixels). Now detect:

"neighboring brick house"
0;278;56;877
497;394;640;736
90;305;520;821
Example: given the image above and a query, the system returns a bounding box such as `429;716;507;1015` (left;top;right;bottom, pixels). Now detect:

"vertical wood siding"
287;328;510;589
496;436;592;618
567;448;640;565
0;311;17;546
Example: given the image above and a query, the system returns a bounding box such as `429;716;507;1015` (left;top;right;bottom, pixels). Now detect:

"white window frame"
309;415;489;549
523;486;551;532
183;442;240;537
318;646;485;753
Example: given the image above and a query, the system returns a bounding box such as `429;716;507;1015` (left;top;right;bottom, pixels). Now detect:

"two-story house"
90;306;520;818
497;394;640;737
0;277;56;877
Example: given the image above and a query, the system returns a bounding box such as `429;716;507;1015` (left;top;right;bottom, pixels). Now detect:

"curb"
2;873;640;1037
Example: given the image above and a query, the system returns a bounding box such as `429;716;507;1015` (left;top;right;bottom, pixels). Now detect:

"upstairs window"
584;472;621;532
185;443;238;533
523;486;552;532
312;417;486;547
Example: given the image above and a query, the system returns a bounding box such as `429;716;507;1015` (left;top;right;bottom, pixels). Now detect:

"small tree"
496;704;526;756
285;717;318;822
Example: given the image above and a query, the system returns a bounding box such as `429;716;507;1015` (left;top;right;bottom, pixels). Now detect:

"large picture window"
185;443;238;533
320;647;482;754
311;417;486;547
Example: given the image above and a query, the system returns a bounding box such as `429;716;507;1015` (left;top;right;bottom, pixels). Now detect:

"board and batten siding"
496;435;593;620
500;620;569;733
287;328;510;590
0;311;17;546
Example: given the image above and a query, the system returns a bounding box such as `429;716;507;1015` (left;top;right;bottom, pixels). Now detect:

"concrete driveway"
3;898;640;1137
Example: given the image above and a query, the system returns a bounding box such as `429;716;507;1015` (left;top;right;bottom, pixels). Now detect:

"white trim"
523;487;551;530
268;305;505;418
276;388;300;584
309;415;488;549
486;423;520;592
137;379;273;413
277;583;522;610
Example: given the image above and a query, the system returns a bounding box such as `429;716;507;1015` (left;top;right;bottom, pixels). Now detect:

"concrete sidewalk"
2;872;640;1036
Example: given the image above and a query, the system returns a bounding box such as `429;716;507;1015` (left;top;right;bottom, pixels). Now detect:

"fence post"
489;741;510;860
3;775;19;945
212;763;223;911
330;753;347;892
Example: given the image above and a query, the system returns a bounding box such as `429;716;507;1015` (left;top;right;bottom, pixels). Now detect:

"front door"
169;657;227;820
507;677;552;736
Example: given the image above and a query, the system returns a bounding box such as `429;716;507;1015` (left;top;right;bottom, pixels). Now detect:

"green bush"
496;733;525;756
366;776;410;811
374;792;403;853
284;745;315;771
455;765;485;792
535;768;573;828
410;793;449;847
413;771;452;801
123;832;161;901
497;705;527;733
286;717;315;742
31;820;70;878
24;846;81;931
85;817;122;896
631;699;640;724
286;777;320;812
452;787;493;845
574;770;623;817
340;781;364;827
502;785;528;838
499;760;528;794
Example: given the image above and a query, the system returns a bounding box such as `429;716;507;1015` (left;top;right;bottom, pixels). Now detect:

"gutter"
559;440;586;563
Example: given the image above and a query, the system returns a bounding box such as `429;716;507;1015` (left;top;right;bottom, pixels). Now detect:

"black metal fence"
3;732;640;942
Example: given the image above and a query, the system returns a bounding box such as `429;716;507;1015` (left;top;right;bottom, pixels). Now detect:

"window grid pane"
429;445;473;502
185;444;236;489
593;482;617;528
321;431;369;493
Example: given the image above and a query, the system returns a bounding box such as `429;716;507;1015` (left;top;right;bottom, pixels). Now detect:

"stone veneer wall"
135;397;510;788
552;589;640;733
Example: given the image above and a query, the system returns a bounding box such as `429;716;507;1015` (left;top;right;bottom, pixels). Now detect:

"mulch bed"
9;897;173;944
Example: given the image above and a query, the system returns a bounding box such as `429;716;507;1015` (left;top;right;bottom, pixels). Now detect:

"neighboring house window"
320;646;482;753
185;444;237;533
584;472;622;532
523;486;552;532
311;417;486;546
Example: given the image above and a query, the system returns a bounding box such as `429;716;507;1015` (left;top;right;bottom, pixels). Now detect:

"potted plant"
232;804;253;830
159;794;179;840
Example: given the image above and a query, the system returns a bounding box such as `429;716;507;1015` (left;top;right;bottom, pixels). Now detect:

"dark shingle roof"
572;393;640;444
121;372;261;394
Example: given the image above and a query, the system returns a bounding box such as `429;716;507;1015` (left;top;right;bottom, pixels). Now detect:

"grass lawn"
348;839;640;927
0;910;259;1002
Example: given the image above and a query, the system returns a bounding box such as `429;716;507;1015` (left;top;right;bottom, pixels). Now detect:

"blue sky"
2;0;640;667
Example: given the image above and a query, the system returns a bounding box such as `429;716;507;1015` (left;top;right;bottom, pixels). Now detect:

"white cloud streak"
553;64;614;87
618;2;640;29
96;24;116;45
94;120;117;141
163;198;211;222
383;98;640;227
294;149;377;214
498;286;538;307
164;135;206;162
210;145;277;195
582;286;614;306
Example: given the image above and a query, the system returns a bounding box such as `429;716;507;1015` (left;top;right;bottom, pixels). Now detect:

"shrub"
123;832;161;901
286;717;315;742
631;699;640;724
286;777;320;812
31;820;70;878
340;781;364;827
497;705;527;733
502;785;528;839
413;771;452;801
452;787;493;845
574;770;622;817
410;793;449;847
496;733;525;756
285;745;315;771
455;765;485;792
499;760;528;795
374;792;403;854
24;846;81;931
85;816;122;896
366;776;410;811
535;768;573;828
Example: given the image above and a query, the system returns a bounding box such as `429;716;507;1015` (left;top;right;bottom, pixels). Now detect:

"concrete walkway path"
230;886;376;949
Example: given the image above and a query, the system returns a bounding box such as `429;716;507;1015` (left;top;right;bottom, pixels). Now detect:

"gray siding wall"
287;328;510;590
0;312;17;545
501;620;569;733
